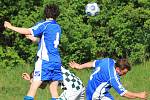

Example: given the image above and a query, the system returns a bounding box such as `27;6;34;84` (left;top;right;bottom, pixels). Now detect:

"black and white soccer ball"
85;2;100;16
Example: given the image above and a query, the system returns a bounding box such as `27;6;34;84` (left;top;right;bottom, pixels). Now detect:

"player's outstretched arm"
69;61;93;69
4;21;31;35
123;91;148;99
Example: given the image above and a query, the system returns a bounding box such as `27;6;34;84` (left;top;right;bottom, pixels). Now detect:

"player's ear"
115;67;121;73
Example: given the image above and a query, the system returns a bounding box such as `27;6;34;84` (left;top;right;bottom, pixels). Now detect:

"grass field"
0;61;150;100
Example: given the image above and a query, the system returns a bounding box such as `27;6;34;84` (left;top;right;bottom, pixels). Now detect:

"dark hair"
115;58;131;71
44;4;60;19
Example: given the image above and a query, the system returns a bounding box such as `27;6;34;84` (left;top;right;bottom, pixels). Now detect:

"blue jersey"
86;58;127;100
30;20;61;64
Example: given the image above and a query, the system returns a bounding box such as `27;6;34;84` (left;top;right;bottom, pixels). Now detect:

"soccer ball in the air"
85;3;100;16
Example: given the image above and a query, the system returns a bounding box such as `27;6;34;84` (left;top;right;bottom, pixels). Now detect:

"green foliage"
1;0;150;68
0;0;42;67
59;0;150;65
0;46;25;69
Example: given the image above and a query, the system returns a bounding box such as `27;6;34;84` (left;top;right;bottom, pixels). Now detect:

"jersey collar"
46;18;56;24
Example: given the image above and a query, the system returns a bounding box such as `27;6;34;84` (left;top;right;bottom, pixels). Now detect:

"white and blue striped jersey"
30;20;61;63
86;58;127;100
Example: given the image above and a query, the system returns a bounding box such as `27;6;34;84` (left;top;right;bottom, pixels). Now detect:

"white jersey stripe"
92;82;107;100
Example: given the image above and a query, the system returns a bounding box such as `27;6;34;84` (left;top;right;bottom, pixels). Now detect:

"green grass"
0;61;150;100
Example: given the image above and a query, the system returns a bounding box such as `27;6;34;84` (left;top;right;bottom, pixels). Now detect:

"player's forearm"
78;62;93;69
123;91;146;99
7;25;31;35
69;61;93;69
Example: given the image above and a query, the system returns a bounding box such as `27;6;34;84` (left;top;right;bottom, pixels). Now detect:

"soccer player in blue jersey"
4;4;62;100
25;32;85;100
69;58;148;100
25;34;85;100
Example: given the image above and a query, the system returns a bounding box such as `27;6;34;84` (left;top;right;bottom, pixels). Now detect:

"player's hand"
25;35;33;40
25;35;39;42
22;73;31;81
69;61;81;69
139;91;148;100
25;35;30;39
4;21;12;29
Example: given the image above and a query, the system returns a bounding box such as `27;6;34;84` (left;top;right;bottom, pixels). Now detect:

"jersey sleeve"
93;59;103;68
30;22;46;37
92;60;96;67
109;68;127;96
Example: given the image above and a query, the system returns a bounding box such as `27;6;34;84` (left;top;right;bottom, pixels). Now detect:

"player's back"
86;58;116;100
33;20;62;62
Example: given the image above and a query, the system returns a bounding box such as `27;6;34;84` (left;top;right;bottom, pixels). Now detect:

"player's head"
44;4;60;20
115;58;131;76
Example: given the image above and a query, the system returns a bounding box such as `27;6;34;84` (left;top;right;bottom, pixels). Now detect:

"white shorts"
59;88;85;100
101;97;112;100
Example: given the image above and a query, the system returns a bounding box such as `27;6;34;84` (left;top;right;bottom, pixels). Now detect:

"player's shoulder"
95;58;111;64
99;58;115;63
94;58;115;67
32;20;46;29
45;20;61;30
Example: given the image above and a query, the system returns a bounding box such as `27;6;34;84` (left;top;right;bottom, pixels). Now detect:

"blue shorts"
33;58;63;81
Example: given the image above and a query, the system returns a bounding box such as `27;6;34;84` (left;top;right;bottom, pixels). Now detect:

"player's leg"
24;58;43;100
49;64;63;100
49;81;59;99
27;80;42;96
24;80;42;100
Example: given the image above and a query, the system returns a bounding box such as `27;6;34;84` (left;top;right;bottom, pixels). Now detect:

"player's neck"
46;18;54;21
